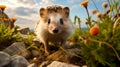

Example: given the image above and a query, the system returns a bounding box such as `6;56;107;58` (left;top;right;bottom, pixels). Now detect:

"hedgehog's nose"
53;28;59;33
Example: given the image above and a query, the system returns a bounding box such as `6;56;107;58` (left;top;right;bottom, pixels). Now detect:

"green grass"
69;0;120;67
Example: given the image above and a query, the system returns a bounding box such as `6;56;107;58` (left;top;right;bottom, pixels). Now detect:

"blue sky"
0;0;107;29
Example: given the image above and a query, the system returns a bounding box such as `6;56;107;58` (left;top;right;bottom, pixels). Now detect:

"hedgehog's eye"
48;19;50;24
60;18;63;25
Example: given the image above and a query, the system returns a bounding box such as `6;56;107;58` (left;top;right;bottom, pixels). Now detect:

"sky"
0;0;107;29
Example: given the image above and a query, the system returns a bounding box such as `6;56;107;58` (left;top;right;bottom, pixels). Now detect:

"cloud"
68;0;81;3
16;0;37;5
0;0;40;29
14;13;39;29
70;4;79;10
37;0;55;8
15;18;35;29
41;0;54;4
14;7;36;16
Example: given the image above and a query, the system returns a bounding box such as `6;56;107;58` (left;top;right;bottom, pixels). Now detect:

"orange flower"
90;26;99;36
11;17;17;23
80;0;89;7
0;5;6;11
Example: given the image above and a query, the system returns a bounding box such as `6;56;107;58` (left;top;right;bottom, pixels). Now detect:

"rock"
39;61;51;67
0;9;9;18
47;48;81;62
47;49;67;62
0;9;12;27
20;34;28;38
47;61;80;67
33;38;42;47
82;65;87;67
0;51;11;67
3;42;30;58
28;63;37;67
10;55;29;67
67;48;81;55
31;50;41;57
18;27;30;34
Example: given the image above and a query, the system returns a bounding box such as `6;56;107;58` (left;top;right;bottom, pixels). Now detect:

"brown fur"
34;5;74;54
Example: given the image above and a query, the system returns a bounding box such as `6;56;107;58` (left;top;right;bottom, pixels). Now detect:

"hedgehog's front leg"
43;41;50;55
61;39;67;49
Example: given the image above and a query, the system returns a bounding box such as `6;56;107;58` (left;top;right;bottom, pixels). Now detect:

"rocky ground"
0;27;87;67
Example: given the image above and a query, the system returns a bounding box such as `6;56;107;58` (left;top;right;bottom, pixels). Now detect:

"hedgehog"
34;5;74;54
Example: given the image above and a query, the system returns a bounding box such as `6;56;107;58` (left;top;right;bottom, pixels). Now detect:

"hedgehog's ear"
63;7;70;18
39;8;46;18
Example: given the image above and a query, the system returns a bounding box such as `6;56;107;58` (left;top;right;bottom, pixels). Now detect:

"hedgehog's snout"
53;28;59;33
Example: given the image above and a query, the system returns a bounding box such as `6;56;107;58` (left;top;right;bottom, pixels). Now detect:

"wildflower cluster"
72;0;120;67
0;5;17;28
0;5;35;50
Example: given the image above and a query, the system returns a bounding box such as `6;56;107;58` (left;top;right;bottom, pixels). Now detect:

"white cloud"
0;0;40;29
16;0;37;5
70;4;79;10
41;0;54;4
68;0;80;3
35;0;54;9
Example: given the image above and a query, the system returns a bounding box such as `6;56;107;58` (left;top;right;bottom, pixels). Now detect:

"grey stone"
47;61;80;67
3;42;30;58
18;27;30;34
82;65;87;67
20;34;28;38
27;63;37;67
10;55;29;67
0;9;12;27
31;50;40;57
39;61;51;67
67;48;81;55
33;38;41;47
0;51;11;67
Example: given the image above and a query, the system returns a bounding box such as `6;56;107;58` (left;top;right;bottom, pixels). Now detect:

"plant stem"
107;0;111;8
113;17;120;34
85;7;92;27
91;0;99;10
85;7;90;18
1;10;4;23
88;37;120;61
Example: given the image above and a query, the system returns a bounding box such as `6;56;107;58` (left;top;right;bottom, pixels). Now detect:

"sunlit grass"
71;0;120;67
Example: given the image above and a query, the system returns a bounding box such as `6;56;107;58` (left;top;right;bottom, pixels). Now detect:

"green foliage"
0;20;36;51
21;33;37;50
71;0;120;67
0;22;21;45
